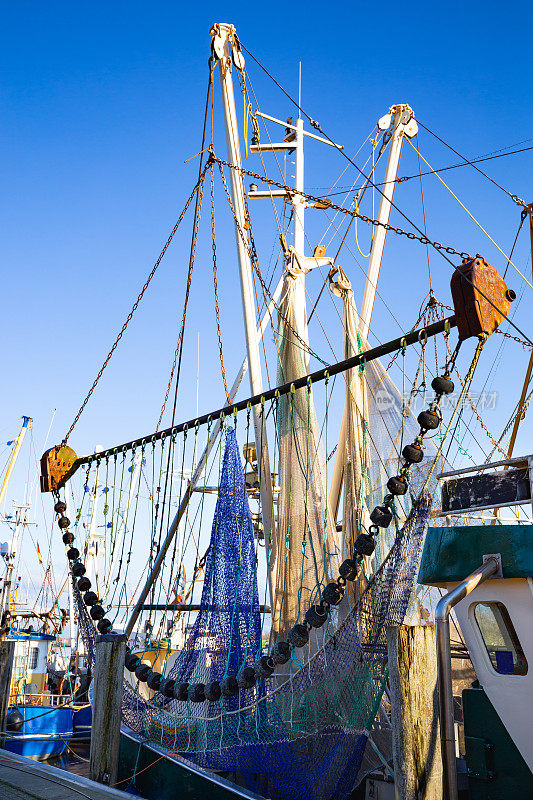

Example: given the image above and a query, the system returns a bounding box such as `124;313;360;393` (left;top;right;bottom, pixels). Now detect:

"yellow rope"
355;137;379;258
406;138;533;292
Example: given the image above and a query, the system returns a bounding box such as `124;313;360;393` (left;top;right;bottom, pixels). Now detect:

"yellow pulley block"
40;445;78;493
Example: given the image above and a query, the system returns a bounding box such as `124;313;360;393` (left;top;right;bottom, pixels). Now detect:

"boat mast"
0;504;28;631
211;22;275;595
0;416;31;511
360;105;417;339
0;416;32;633
329;106;417;519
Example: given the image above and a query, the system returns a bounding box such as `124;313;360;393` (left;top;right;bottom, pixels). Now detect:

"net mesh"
77;423;431;799
271;269;339;643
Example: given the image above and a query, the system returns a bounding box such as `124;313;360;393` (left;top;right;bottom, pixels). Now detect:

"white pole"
212;23;275;589
329;105;416;520
291;116;310;371
360;105;415;341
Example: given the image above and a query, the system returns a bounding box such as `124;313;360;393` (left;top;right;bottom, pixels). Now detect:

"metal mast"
329;106;417;519
0;416;32;633
0;417;31;511
211;23;275;591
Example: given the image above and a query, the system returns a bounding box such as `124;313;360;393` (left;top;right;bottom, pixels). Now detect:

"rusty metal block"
40;445;77;492
450;255;515;340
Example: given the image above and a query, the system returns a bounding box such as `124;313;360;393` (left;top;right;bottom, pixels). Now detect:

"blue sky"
2;1;533;606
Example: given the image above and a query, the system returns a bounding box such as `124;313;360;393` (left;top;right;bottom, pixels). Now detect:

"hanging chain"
211;155;473;262
494;328;533;349
210;164;232;403
62;163;210;445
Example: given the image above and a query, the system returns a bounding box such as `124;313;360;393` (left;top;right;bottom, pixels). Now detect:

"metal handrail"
435;557;499;800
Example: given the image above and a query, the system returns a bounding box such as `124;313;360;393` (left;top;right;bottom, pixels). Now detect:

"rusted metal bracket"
451;255;515;340
40;445;78;493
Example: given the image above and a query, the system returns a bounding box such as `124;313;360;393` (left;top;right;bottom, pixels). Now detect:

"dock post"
89;631;127;786
386;624;443;800
0;640;15;746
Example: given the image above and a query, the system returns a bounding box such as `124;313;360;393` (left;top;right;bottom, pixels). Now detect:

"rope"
416;119;527;208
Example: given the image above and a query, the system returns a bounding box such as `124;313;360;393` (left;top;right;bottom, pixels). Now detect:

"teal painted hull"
118;726;266;800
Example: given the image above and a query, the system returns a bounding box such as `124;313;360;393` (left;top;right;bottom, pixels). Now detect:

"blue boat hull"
72;703;92;741
3;705;73;760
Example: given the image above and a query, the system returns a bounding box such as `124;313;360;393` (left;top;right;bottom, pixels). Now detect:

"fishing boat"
0;417;89;759
36;21;533;800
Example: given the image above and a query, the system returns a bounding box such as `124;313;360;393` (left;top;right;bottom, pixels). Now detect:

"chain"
215;158;330;367
209;165;231;403
211;155;473;262
494;328;533;349
156;170;207;430
497;389;533;446
62;163;210;445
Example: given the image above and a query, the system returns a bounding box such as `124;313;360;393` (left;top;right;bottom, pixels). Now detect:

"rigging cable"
236;39;533;347
405;137;533;291
417;119;527;208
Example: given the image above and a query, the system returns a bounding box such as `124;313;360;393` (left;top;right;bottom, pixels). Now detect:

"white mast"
360;104;418;340
329;105;417;520
0;416;32;631
211;23;275;595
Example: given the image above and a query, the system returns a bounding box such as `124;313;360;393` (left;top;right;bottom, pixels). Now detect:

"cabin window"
28;647;39;671
473;601;528;676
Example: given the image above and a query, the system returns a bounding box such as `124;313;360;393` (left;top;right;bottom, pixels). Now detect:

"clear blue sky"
2;1;533;602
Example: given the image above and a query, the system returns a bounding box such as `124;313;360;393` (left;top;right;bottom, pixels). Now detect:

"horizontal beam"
67;315;457;472
142;603;271;613
438;454;530;479
250;143;295;153
248;189;288;199
254;110;343;148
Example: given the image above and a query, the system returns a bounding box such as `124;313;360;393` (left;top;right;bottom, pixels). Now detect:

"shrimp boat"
39;21;533;800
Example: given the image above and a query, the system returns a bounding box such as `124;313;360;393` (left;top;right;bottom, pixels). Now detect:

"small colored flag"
36;544;43;566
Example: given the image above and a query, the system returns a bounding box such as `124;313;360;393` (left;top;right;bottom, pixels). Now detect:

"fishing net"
163;426;261;704
70;267;446;800
76;418;431;800
118;492;430;800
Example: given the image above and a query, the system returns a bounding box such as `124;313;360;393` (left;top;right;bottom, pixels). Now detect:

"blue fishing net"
165;425;262;708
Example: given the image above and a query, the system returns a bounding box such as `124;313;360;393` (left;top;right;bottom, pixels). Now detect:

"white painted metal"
211;23;275;591
435;558;499;800
438;455;530;479
254;110;343;148
360;104;417;341
250;143;295;153
452;577;533;770
329;105;416;519
248;189;288;199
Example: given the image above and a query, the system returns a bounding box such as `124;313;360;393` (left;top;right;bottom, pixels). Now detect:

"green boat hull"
118;726;266;800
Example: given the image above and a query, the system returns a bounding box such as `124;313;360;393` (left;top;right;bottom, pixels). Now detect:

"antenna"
298;62;302;119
